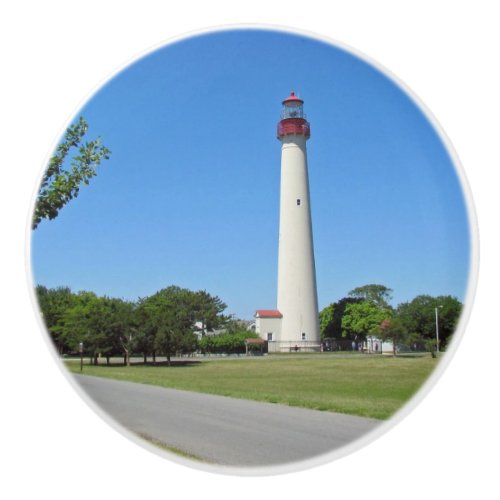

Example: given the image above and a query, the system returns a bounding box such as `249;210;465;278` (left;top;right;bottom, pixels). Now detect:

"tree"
397;295;462;349
320;297;362;341
348;284;393;309
140;286;199;365
35;285;75;354
319;303;334;341
58;291;109;364
99;297;136;366
133;304;157;364
341;301;392;342
378;317;411;356
191;290;228;336
33;116;111;229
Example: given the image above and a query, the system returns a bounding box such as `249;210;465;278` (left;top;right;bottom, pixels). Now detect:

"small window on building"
267;332;273;341
301;332;306;340
296;199;301;206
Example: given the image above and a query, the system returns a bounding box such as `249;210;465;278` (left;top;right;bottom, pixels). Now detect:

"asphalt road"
74;375;380;468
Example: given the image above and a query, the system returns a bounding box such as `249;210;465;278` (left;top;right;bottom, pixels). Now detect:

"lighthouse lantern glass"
281;102;304;119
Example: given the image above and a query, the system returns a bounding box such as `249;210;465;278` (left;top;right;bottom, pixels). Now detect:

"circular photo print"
29;26;476;475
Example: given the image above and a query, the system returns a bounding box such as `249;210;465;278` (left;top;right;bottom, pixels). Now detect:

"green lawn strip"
66;354;437;420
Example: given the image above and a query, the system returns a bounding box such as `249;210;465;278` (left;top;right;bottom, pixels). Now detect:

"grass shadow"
138;360;203;368
84;360;204;368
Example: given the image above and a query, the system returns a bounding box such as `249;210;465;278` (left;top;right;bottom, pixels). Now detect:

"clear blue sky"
31;28;471;319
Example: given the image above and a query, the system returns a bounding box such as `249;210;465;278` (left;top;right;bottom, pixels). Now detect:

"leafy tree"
341;301;392;342
348;284;393;309
35;285;75;354
35;283;231;364
397;295;462;349
319;304;334;341
33;116;111;229
133;304;157;363
59;291;108;364
320;297;362;340
140;286;199;365
191;290;228;336
378;317;411;356
99;297;136;365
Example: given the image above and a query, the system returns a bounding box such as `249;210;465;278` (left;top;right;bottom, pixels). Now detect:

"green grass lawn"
66;353;437;420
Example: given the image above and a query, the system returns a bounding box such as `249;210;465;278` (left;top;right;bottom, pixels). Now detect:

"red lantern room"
277;91;311;140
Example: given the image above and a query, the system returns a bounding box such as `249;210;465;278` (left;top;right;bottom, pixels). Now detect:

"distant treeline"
35;285;258;365
320;284;463;354
36;283;463;364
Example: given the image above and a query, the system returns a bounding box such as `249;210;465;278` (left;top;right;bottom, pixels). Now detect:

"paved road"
74;375;380;468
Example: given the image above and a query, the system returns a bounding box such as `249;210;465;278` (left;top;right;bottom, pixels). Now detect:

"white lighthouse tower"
255;92;320;352
276;91;320;351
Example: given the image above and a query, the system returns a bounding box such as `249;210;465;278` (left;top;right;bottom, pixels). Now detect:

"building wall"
256;317;282;342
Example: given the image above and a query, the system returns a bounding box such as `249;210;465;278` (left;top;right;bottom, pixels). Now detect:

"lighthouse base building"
255;92;321;353
255;309;321;353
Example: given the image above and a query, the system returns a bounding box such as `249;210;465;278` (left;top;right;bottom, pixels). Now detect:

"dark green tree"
99;297;136;366
140;286;199;365
35;285;75;354
58;291;108;364
320;297;362;340
319;303;334;341
191;290;228;336
397;295;462;349
133;303;157;364
33;116;111;229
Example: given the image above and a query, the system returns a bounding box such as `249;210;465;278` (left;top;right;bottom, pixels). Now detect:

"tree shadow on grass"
86;360;203;368
132;360;202;368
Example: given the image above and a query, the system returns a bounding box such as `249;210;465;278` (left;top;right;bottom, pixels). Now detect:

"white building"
256;92;321;352
254;310;282;342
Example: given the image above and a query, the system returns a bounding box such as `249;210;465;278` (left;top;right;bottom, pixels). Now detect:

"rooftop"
255;309;283;318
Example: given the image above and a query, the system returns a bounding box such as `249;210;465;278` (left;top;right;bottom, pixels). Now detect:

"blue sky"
31;28;471;318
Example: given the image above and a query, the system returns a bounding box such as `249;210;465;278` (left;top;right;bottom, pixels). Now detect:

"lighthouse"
255;92;320;352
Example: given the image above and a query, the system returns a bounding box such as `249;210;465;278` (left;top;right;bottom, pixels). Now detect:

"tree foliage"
396;295;462;349
348;284;393;309
320;285;463;352
319;303;334;340
138;286;200;365
58;291;108;362
377;317;410;356
320;297;362;340
341;301;392;340
35;285;75;354
36;281;464;363
33;116;111;229
37;284;230;366
199;331;260;354
191;290;228;336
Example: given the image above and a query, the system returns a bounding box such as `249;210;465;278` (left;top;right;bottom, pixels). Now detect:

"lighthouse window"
281;103;304;119
296;199;301;206
302;332;306;340
267;333;273;341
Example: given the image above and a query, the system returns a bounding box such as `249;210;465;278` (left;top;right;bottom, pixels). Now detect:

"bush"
199;331;260;354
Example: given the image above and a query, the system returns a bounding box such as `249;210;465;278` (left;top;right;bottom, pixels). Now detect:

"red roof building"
255;309;283;318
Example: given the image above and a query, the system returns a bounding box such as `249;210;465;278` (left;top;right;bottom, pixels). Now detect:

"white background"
1;1;498;498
